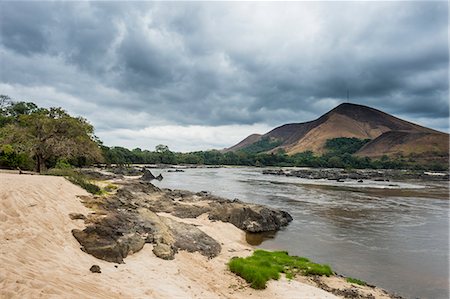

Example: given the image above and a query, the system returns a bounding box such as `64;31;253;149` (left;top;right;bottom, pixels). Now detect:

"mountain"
225;103;449;159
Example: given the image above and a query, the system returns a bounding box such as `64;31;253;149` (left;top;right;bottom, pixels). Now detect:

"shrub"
55;159;72;169
228;250;333;289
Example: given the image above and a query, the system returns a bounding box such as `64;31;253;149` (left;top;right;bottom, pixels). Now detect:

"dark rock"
155;174;163;181
196;191;210;197
140;168;156;181
71;213;147;264
79;169;116;180
108;166;142;176
168;169;185;172
172;205;210;219
162;217;221;258
357;179;363;183
89;265;101;273
69;213;86;220
208;203;292;233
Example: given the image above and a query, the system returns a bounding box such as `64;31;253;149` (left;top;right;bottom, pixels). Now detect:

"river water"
151;167;449;299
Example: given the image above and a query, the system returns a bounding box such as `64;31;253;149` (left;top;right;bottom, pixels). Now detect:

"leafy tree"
0;100;103;172
155;144;170;153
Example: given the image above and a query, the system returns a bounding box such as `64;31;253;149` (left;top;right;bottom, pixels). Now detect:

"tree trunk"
36;154;42;173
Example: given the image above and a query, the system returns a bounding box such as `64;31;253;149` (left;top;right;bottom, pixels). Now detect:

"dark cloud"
0;1;448;150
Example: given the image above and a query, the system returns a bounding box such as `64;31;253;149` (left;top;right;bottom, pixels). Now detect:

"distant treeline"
0;96;447;172
101;138;447;171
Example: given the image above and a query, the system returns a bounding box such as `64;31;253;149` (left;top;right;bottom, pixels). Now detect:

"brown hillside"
356;131;449;157
226;103;448;158
225;134;262;152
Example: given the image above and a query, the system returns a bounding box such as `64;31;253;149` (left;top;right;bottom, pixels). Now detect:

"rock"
162;217;221;258
172;205;210;218
152;243;176;260
69;213;86;220
71;213;148;263
155;174;163;181
140;168;156;181
208;203;293;233
108;166;142;176
72;176;291;264
89;265;101;273
79;169;117;180
168;169;185;173
357;179;363;183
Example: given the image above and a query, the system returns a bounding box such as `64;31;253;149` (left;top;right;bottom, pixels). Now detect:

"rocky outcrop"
72;212;147;263
208;204;293;233
140;168;156;181
162;217;221;258
73;187;222;263
262;168;450;181
72;178;291;263
140;168;164;181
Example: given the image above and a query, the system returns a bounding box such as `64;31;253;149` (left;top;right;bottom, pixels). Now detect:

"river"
151;167;449;299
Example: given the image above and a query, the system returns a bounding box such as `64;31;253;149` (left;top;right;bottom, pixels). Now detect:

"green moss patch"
346;277;367;286
228;250;333;289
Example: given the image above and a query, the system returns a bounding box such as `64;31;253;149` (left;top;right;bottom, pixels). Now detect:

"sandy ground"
0;173;337;299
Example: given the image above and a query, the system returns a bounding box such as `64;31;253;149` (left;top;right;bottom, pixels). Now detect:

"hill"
226;103;448;159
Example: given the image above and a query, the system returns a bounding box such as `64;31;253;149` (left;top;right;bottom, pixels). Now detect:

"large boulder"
208;203;293;233
72;213;147;264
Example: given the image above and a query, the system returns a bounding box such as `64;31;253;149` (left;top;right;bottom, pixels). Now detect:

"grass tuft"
228;250;333;289
346;277;367;286
44;168;102;195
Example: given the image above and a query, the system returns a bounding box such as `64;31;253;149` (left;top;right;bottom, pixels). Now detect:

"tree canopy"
0;96;103;172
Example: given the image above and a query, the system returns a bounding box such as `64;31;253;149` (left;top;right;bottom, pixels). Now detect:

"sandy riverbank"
0;173;341;298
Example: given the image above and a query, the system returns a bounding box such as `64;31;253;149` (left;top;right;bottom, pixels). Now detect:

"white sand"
0;173;337;298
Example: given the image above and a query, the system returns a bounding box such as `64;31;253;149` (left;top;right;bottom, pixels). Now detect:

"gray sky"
1;1;448;152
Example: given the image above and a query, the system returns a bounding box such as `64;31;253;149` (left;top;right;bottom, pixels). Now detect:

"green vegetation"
325;137;371;155
43;168;101;195
346;277;367;286
0;95;103;172
240;137;283;154
100;143;439;170
228;250;333;289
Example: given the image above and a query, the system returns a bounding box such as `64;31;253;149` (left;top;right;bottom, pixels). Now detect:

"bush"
228;250;333;289
55;159;72;169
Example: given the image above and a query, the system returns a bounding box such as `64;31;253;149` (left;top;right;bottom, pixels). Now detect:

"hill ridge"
225;103;448;158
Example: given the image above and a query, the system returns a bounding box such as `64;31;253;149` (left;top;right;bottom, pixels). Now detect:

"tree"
0;101;103;172
155;144;170;153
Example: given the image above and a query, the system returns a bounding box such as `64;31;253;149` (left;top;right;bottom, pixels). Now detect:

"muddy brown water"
151;167;449;299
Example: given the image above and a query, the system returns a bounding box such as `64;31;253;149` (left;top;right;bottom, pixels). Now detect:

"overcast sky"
1;1;448;152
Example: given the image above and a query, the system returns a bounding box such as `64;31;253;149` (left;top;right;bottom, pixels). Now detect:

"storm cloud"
0;1;448;151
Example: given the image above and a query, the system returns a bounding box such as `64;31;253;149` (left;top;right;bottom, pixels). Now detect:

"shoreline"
1;172;402;298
